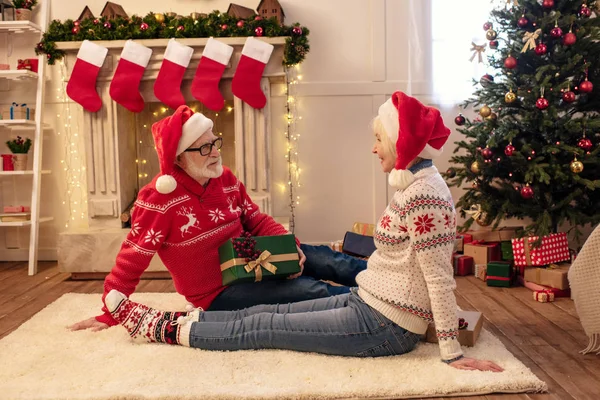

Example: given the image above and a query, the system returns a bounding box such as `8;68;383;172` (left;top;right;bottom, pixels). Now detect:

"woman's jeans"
188;289;422;357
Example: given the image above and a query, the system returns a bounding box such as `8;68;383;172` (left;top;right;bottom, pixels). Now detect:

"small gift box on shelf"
463;242;501;265
533;290;555;303
511;232;570;267
6;103;34;120
486;261;513;287
3;205;30;213
219;233;300;286
352;222;376;237
467;227;521;242
423;310;483;347
475;264;487;281
0;64;9;70
453;254;474;276
523;263;570;290
16;58;39;73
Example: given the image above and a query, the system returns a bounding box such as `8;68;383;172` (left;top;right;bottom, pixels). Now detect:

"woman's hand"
449;357;504;372
287;245;306;279
68;317;109;332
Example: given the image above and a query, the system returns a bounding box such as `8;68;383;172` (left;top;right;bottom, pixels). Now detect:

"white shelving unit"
0;3;50;275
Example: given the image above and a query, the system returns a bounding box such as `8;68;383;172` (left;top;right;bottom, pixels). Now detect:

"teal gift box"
219;234;300;286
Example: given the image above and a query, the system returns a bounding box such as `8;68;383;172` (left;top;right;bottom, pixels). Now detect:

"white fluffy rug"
0;293;547;400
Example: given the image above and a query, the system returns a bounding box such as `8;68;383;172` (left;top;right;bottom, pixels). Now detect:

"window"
272;9;277;13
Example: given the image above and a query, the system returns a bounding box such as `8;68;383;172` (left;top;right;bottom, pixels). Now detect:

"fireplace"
56;38;289;273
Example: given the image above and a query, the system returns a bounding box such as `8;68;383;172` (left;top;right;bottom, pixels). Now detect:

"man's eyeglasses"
185;138;223;156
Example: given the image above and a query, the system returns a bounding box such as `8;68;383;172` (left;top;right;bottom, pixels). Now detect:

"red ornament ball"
562;91;576;103
536;97;550;110
504;56;517;69
580;4;592;18
580;80;594;93
489;40;499;49
47;53;51;60
521;185;534;199
550;26;563;38
454;114;466;126
578;138;593;151
254;16;262;21
254;26;264;36
542;0;554;9
93;19;99;25
140;22;148;31
535;43;547;55
483;22;493;31
236;20;244;28
518;17;529;28
177;25;184;32
221;24;228;30
103;22;112;29
563;32;576;46
74;20;80;27
505;144;516;156
482;148;493;159
292;26;303;35
71;26;80;34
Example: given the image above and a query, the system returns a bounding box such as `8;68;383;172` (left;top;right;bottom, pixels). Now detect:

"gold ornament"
190;12;201;20
486;29;498;41
466;204;492;226
154;13;165;23
486;112;498;121
570;158;584;174
505;90;517;103
470;161;482;174
479;105;492;118
165;12;177;18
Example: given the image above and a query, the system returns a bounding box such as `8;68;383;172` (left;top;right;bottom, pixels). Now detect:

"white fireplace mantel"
55;37;289;273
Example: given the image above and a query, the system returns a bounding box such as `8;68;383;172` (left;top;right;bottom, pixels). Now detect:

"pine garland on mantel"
35;10;310;66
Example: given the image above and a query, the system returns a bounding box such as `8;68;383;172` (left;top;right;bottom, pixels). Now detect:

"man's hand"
68;317;109;332
287;245;306;279
449;357;504;372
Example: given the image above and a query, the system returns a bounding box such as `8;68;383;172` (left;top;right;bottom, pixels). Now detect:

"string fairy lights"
284;65;302;233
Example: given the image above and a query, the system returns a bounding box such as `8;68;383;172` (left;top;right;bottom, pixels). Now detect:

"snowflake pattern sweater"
356;164;462;361
96;166;290;327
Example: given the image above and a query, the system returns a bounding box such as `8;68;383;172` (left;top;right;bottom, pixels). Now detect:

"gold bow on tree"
465;204;484;221
469;42;487;63
522;29;542;53
244;250;278;282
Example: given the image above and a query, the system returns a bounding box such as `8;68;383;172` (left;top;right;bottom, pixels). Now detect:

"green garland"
35;10;310;66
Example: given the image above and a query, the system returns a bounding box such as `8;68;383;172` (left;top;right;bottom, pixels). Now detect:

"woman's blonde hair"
371;116;396;159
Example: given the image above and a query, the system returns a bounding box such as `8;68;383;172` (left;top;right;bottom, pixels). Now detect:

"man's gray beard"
185;156;223;181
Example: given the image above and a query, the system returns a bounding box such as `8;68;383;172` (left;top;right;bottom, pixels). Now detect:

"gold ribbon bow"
465;204;484;221
507;0;519;6
244;250;278;282
469;42;487;63
521;29;542;53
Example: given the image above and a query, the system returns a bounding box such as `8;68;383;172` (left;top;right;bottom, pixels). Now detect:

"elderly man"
70;105;365;331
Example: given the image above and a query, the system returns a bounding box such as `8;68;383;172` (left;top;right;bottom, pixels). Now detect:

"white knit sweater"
356;165;462;361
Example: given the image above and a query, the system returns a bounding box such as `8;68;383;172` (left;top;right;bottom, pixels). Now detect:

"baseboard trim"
0;248;58;261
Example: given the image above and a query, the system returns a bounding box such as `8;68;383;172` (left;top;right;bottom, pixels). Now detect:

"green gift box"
500;241;514;261
219;234;300;286
486;261;512;287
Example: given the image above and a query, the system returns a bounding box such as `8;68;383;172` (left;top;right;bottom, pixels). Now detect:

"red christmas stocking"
66;40;108;113
231;37;274;109
154;39;194;110
110;40;152;113
191;38;234;111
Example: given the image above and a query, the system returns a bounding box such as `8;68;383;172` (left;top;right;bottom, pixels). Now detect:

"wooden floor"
1;261;599;400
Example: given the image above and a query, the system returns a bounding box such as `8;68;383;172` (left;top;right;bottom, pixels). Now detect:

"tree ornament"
221;24;228;30
466;204;491;227
480;73;494;87
140;22;148;31
535;43;547;55
103;21;112;29
445;167;457;178
521;184;534;199
562;90;576;103
72;26;80;34
74;20;80;27
505;143;515;156
542;0;554;9
254;15;262;21
578;138;593;151
485;112;498;122
580;78;593;93
536;88;549;110
518;16;529;28
563;31;576;46
570;157;584;174
550;23;563;38
479;105;492;118
470;161;482;174
237;20;245;28
154;13;165;24
93;19;100;25
483;22;493;31
580;3;592;18
177;25;184;32
292;26;303;35
482;147;493;159
505;89;517;103
486;29;498;41
255;27;264;36
504;55;517;69
489;40;499;49
454;114;466;125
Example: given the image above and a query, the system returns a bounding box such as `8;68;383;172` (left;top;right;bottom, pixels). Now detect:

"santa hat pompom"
156;175;177;194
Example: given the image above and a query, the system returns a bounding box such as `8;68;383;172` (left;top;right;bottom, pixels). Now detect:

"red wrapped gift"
533;290;555;303
17;59;39;73
461;233;473;244
453;254;474;276
518;276;571;297
3;205;30;213
511;233;570;267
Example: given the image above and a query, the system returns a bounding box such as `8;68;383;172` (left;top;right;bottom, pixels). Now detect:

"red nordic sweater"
96;166;291;326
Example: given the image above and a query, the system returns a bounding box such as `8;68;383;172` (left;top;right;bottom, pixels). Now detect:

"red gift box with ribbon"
511;232;570;267
17;59;39;73
453;254;474;276
533;290;555;303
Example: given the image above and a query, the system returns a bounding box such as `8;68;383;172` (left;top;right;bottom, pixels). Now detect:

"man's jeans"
208;244;368;311
189;289;421;357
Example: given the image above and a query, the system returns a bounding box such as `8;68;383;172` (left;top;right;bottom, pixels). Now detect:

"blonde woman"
104;92;503;371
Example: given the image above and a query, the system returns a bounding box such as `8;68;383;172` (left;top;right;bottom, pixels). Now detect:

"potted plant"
11;0;36;21
6;136;31;171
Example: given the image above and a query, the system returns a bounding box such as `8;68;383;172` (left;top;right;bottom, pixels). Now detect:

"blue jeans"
189;289;421;357
208;244;368;311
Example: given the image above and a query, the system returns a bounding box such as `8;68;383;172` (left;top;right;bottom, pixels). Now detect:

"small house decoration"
227;3;256;19
0;0;15;21
77;6;95;21
100;1;127;19
256;0;284;25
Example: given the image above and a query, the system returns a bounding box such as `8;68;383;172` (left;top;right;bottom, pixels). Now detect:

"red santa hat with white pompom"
378;91;451;189
151;105;213;194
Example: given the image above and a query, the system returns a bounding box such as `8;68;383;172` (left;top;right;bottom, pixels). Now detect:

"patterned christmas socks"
105;289;198;345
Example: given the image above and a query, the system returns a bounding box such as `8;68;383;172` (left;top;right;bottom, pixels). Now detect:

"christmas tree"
448;0;600;238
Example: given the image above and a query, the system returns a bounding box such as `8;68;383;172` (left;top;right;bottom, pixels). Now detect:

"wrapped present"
467;227;521;242
533;290;555;303
454;236;464;253
342;231;376;258
329;239;343;253
500;241;514;261
9;103;34;120
0;64;9;70
453;254;474;276
518;276;571;297
523;263;570;290
511;232;570;267
219;233;300;286
17;59;39;73
423;310;483;347
486;261;512;287
352;222;375;236
3;205;30;213
461;233;473;244
463;242;501;265
475;264;487;281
